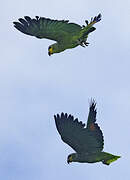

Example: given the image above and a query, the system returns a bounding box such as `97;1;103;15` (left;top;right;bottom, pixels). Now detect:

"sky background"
1;0;130;179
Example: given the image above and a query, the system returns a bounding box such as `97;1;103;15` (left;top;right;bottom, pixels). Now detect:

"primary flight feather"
13;14;101;56
54;100;120;165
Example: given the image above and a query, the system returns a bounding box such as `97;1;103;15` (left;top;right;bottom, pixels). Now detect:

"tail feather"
102;153;121;165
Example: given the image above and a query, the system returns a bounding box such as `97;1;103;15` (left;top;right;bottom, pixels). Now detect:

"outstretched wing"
13;16;82;42
86;100;104;151
54;113;86;153
54;109;104;154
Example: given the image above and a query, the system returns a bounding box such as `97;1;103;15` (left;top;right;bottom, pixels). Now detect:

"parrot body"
13;14;101;55
54;100;121;165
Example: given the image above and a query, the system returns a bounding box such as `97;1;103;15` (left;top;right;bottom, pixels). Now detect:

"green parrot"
54;100;120;165
13;14;101;56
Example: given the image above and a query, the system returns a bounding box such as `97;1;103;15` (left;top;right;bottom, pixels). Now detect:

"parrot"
13;14;101;56
54;100;121;165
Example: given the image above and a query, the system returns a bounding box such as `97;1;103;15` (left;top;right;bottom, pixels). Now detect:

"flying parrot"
13;14;101;56
54;100;121;165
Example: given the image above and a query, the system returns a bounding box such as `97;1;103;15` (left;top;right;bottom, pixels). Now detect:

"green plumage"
13;14;101;55
54;100;121;165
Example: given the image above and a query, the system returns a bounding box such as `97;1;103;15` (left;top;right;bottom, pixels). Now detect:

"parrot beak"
67;155;72;164
67;159;70;164
48;47;53;56
48;51;51;56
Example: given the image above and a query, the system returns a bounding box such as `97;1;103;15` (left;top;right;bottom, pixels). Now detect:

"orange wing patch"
90;123;95;131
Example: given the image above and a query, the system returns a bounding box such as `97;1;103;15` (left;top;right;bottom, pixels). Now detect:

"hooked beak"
67;159;70;164
48;51;51;56
67;156;72;164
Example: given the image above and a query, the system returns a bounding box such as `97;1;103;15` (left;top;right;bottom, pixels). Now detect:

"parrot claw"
77;39;89;47
80;43;86;47
84;42;89;46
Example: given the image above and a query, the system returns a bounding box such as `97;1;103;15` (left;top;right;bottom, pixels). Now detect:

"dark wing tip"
54;114;57;120
13;17;31;35
54;112;85;128
13;21;17;25
35;16;40;20
94;13;102;22
24;16;32;22
87;98;97;128
97;13;102;19
54;112;68;121
89;13;102;24
89;98;97;110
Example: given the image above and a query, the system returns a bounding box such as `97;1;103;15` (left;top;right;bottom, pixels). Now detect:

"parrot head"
67;153;77;164
48;43;66;56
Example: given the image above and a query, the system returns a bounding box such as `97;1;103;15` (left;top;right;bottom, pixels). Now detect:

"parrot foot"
80;41;89;47
84;42;89;46
80;42;86;47
77;39;89;47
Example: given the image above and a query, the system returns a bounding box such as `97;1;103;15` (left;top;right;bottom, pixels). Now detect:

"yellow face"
48;46;53;56
67;155;73;164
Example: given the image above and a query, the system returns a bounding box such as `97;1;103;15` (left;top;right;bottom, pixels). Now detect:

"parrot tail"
102;152;121;165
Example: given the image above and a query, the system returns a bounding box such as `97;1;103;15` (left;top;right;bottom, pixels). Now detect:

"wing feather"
54;109;104;153
54;113;85;153
87;99;97;128
87;100;104;150
13;16;82;42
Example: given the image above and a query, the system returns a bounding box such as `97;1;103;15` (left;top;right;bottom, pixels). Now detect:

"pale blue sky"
1;0;130;179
